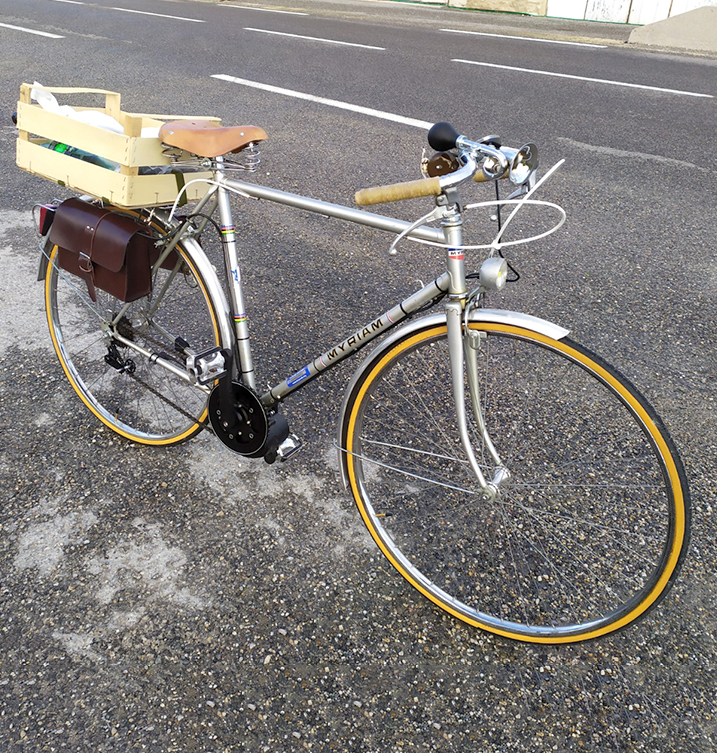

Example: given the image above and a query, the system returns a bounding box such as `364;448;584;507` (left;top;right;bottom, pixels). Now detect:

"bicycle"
33;115;690;644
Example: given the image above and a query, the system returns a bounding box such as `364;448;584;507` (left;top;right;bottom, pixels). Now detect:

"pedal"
185;346;227;385
276;434;303;462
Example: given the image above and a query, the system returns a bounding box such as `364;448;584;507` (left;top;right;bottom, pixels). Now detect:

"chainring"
208;381;268;457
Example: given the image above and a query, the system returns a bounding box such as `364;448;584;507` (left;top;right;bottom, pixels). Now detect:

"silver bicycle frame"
175;163;567;497
206;163;449;398
208;168;505;494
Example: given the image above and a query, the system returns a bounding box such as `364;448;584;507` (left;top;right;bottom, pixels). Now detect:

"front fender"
335;309;570;488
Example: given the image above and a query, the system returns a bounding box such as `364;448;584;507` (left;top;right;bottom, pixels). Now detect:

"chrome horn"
508;143;539;185
480;143;539;184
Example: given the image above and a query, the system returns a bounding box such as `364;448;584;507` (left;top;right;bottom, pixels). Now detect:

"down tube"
260;273;450;407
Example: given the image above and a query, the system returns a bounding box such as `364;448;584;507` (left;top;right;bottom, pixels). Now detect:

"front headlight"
479;257;508;291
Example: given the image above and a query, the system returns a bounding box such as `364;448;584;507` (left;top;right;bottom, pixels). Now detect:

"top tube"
216;174;446;245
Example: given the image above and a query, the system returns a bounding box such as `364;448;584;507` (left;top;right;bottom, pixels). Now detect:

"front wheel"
340;320;690;643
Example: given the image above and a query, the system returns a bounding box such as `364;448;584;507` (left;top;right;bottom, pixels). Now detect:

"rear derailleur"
104;342;136;374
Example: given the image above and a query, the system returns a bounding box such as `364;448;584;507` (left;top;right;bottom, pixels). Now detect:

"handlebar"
355;122;538;206
355;177;441;206
355;156;477;207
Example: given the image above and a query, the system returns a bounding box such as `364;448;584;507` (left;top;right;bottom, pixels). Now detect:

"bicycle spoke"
47;229;218;444
344;323;688;641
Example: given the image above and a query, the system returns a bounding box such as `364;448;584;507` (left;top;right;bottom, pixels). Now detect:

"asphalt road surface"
1;1;716;751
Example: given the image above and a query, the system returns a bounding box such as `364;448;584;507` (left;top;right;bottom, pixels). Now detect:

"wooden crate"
16;84;219;208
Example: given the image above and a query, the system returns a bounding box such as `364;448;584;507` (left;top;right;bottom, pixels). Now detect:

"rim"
344;323;687;641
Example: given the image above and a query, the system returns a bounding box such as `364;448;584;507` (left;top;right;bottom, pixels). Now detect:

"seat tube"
216;160;256;389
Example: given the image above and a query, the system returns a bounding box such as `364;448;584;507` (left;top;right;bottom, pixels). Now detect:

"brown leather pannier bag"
48;197;175;303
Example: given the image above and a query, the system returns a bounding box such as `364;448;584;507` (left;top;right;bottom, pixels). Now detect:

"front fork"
442;209;509;501
445;302;509;500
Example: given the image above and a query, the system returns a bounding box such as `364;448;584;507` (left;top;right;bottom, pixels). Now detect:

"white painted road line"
441;28;607;48
244;27;385;50
110;7;204;22
558;137;709;172
453;59;714;99
51;0;85;4
212;74;433;129
224;4;309;15
0;22;64;38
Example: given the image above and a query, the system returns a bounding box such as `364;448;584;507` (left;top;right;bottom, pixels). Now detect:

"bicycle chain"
124;367;212;434
112;315;185;369
109;319;213;434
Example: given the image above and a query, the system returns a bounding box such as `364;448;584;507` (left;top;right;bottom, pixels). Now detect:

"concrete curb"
372;0;712;55
628;6;717;55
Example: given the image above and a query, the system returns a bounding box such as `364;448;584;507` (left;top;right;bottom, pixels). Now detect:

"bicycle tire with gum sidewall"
340;319;690;643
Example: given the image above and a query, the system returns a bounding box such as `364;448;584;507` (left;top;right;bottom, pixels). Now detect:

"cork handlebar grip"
354;177;442;206
474;170;507;183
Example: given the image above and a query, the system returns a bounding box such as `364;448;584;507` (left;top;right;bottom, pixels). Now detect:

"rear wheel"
341;320;690;642
45;213;222;445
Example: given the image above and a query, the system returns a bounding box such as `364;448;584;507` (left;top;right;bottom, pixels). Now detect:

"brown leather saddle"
158;120;267;158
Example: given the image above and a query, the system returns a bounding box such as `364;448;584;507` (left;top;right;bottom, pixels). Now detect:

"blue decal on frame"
287;367;311;388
